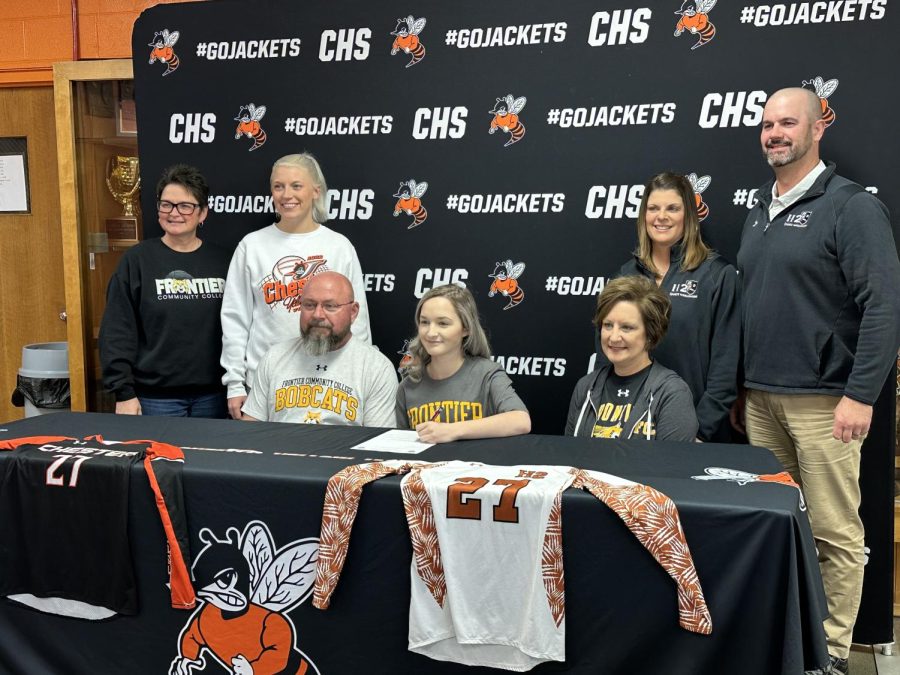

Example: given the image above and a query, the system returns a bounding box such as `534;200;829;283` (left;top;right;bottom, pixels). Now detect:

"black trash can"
10;342;71;417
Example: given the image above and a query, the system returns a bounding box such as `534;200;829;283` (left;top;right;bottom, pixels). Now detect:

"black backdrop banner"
132;0;899;644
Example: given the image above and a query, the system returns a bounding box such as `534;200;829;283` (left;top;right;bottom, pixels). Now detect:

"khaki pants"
745;390;864;659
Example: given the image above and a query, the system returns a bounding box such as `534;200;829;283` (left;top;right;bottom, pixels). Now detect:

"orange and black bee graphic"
391;15;427;68
489;260;526;310
686;173;711;221
169;521;320;675
802;76;839;127
148;29;180;76
489;95;527;147
234;103;267;152
397;340;413;374
393;179;428;229
674;0;717;50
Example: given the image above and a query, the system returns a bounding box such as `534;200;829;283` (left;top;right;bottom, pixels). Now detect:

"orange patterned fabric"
541;488;566;627
313;460;423;609
400;469;447;607
572;470;713;635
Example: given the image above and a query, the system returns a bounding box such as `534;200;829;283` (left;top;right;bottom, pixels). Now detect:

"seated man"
242;271;397;426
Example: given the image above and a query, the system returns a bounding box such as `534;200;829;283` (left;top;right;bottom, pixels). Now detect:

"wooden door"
54;60;135;412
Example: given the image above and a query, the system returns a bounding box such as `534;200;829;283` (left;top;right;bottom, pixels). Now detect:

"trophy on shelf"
105;155;141;246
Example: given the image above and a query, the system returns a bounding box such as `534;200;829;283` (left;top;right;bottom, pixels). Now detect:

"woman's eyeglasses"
158;200;201;215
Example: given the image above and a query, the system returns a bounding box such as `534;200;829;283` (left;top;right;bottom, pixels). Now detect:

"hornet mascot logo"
802;76;839;127
393;179;428;228
148;29;180;76
489;95;527;147
391;15;427;67
488;260;526;310
673;0;717;50
397;340;413;374
234;103;267;152
692;467;806;510
169;521;320;675
686;173;711;221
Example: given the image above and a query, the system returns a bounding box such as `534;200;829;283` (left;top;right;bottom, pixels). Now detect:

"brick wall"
0;0;202;86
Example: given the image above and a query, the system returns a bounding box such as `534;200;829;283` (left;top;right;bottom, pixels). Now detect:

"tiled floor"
867;617;900;674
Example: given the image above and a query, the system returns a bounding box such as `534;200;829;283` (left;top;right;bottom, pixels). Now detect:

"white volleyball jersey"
403;462;576;671
313;460;712;673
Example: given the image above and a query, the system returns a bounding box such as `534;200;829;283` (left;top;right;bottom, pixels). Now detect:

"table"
0;413;828;674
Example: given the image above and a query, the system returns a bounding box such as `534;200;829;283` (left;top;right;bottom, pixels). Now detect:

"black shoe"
829;655;849;675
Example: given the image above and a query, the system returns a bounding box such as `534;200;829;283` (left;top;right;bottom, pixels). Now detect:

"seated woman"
99;164;230;417
396;284;531;443
567;276;698;441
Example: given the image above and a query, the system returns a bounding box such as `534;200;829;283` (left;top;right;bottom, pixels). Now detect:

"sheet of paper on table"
350;430;434;454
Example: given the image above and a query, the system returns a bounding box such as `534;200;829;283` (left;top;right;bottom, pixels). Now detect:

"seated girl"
396;284;531;443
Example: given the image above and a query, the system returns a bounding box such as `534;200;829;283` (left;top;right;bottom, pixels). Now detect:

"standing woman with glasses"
220;152;371;419
99;164;231;417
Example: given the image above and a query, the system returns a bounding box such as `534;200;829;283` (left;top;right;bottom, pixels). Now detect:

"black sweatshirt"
618;245;740;442
99;238;231;401
737;162;900;405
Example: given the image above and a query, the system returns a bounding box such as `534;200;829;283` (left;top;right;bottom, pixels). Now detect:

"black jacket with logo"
737;162;900;404
618;245;740;442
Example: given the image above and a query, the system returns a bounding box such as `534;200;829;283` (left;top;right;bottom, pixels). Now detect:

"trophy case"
54;60;137;412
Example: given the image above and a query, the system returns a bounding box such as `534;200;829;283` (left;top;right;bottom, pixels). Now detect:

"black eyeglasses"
299;300;355;314
158;200;202;215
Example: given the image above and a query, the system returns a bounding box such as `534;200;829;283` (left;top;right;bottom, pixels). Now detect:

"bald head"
303;271;354;303
767;87;823;124
760;87;826;172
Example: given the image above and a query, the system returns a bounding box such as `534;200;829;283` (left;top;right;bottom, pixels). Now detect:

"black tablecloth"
0;413;828;674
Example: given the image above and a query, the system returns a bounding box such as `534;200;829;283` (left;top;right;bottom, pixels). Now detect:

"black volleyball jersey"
0;435;196;618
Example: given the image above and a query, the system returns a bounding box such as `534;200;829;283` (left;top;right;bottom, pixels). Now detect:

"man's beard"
763;136;810;168
299;323;349;356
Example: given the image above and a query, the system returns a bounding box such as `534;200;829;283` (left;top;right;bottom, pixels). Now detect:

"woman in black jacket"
616;172;740;442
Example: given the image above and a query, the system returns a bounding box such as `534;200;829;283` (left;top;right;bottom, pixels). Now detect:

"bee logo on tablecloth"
234;103;267;152
169;521;320;675
489;95;527;147
673;0;717;50
148;29;180;76
488;260;526;310
692;467;806;510
686;173;711;221
391;15;427;67
802;76;839;127
393;180;428;229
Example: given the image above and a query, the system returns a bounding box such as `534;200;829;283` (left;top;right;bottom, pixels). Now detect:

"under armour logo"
617;389;629;397
316;364;327;371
